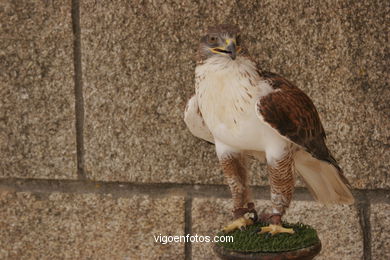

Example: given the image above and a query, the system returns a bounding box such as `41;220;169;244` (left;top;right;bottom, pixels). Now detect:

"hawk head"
198;24;243;62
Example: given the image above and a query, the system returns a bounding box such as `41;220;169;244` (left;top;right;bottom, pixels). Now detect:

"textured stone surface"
192;198;363;260
0;1;77;179
80;0;222;183
0;191;184;259
81;0;389;188
284;201;363;260
371;203;390;259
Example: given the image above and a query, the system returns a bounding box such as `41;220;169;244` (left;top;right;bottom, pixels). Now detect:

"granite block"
80;0;389;188
370;203;390;260
0;191;184;259
0;0;77;179
192;198;363;260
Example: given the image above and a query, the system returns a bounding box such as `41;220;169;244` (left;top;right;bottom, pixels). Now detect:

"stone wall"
0;0;389;259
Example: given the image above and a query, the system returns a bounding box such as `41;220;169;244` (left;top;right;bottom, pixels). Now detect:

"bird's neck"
195;56;272;98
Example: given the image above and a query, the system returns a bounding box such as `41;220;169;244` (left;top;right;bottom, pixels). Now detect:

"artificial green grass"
216;222;320;253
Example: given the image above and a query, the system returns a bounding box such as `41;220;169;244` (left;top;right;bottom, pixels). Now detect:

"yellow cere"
225;38;236;45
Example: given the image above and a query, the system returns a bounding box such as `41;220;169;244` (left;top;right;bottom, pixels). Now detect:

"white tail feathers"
294;150;354;205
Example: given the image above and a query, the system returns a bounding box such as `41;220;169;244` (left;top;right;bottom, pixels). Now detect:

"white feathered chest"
194;56;274;150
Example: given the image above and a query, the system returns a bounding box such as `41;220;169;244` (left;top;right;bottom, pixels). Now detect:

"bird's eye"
208;35;218;44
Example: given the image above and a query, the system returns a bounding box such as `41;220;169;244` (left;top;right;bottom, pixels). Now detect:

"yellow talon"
258;224;295;235
222;217;254;233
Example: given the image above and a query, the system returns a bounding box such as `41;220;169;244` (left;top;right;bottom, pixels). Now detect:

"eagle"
184;24;354;234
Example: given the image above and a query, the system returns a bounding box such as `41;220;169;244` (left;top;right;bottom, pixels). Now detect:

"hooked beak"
211;38;237;60
226;40;236;60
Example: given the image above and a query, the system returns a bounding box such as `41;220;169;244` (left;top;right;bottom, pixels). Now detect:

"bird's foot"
258;224;295;235
258;212;294;235
222;203;257;233
222;215;254;233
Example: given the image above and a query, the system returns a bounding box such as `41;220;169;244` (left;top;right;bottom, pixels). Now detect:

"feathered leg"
259;148;295;235
269;149;295;219
220;153;252;217
220;153;257;232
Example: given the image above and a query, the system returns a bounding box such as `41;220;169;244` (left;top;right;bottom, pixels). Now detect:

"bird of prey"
184;24;354;234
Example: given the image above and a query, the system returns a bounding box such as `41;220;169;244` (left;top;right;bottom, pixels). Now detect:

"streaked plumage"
184;24;354;231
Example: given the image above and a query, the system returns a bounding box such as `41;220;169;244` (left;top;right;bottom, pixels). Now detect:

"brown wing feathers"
257;71;341;172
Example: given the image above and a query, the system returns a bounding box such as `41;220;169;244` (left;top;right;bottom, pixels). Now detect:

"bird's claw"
222;216;254;233
258;224;295;235
222;203;258;233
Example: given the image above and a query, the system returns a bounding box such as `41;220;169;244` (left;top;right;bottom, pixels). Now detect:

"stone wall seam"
71;0;86;179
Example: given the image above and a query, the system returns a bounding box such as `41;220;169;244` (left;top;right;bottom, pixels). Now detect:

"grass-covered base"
216;222;320;253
